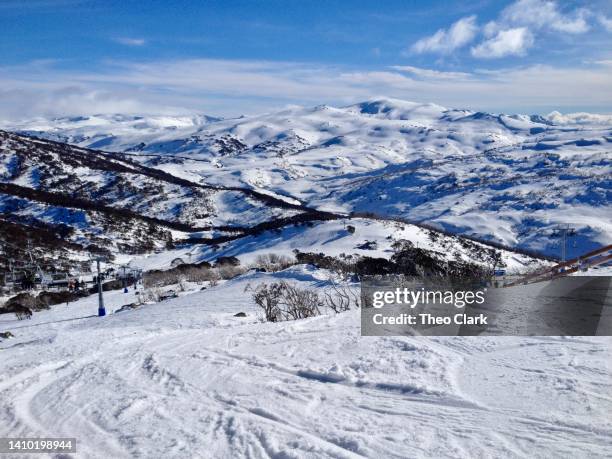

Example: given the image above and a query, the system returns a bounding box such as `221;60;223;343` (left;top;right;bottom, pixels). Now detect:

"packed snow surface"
1;267;610;458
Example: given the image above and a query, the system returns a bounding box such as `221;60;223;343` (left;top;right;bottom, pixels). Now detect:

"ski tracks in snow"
1;293;611;458
453;337;612;458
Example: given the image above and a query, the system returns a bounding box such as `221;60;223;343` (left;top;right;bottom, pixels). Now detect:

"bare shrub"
254;253;295;272
191;267;219;283
249;281;322;322
250;282;284;322
294;251;357;279
180;267;212;283
208;270;221;287
215;256;240;267
140;288;163;303
281;282;322;320
144;271;179;288
218;265;246;280
0;303;33;319
323;283;360;313
144;263;219;287
5;293;41;310
14;305;33;320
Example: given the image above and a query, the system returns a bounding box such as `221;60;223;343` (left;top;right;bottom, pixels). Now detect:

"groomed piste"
1;266;611;458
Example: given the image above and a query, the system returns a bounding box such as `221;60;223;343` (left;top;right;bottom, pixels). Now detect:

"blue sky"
0;0;611;118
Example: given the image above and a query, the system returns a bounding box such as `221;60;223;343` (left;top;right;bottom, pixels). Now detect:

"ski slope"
1;267;610;458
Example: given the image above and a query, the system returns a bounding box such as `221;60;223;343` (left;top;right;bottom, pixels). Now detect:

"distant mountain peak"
344;98;449;120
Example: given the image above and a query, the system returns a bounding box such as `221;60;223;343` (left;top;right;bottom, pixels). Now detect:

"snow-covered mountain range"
0;129;540;278
1;102;610;458
6;98;610;261
0;130;338;276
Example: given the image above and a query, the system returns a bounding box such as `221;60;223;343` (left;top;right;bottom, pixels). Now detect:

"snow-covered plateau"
1;266;611;458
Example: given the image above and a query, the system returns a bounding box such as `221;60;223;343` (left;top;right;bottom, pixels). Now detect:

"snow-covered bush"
208;270;221;287
218;265;246;280
294;251;356;278
140;288;163;303
144;270;182;288
188;267;219;283
214;256;240;267
254;253;295;272
144;263;238;287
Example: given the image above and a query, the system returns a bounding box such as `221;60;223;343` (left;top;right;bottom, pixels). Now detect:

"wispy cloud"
471;27;534;58
390;66;472;80
598;15;612;32
497;0;590;34
113;37;147;46
0;58;610;120
410;15;478;54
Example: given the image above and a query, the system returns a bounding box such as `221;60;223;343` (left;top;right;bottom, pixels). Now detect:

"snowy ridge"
125;218;540;274
0;131;330;273
0;125;558;277
6;98;610;259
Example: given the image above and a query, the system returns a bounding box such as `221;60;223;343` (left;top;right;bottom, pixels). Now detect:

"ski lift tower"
118;265;130;293
93;256;107;316
551;224;577;262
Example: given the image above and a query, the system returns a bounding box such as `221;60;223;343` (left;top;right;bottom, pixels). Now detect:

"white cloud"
500;0;590;34
483;21;500;38
114;37;147;46
391;66;472;80
413;1;597;59
546;110;612;125
598;15;612;32
471;27;534;58
0;59;610;120
411;15;478;54
470;0;593;59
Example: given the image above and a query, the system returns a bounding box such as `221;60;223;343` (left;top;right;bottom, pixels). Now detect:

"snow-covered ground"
1;267;610;458
0;98;610;458
123;218;543;273
6;98;610;258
